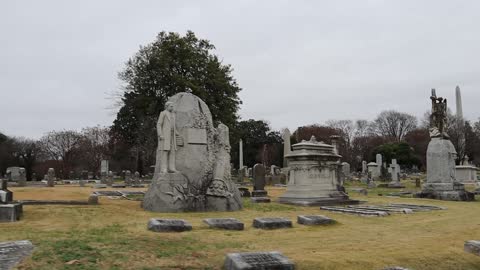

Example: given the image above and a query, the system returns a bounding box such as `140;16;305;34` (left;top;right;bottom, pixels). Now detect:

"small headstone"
147;218;192;232
464;240;480;256
0;180;13;203
253;217;292;230
415;177;421;188
203;218;244;231
297;215;335;226
17;168;26;187
224;251;295;270
88;195;99;205
0;240;34;270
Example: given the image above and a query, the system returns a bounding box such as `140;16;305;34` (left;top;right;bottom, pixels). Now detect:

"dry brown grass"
2;183;480;270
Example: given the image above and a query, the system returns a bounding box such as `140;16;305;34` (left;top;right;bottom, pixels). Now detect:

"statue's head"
166;102;174;112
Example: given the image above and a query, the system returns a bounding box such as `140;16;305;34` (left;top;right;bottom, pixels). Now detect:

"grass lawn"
2;180;480;270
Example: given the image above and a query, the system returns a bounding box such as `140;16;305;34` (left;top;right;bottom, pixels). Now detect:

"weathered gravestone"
297;215;335;226
224;251;295;270
17;168;26;187
0;180;23;222
143;92;242;212
147;218;192;232
253;217;292;230
203;218;244;231
416;90;474;201
46;168;55;187
388;159;405;188
0;240;34;270
124;170;132;186
464;240;480;256
252;164;266;194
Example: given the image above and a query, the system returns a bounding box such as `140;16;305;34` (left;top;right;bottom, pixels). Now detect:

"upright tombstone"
46;168;55;187
133;171;140;185
278;136;358;206
252;163;268;199
416;89;474;201
143;92;242;212
388;159;405;188
17;168;26;187
107;171;114;186
376;154;383;179
124;170;132;186
341;162;351;180
362;161;367;175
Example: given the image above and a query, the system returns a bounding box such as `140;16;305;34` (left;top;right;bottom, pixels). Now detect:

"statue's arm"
157;112;165;139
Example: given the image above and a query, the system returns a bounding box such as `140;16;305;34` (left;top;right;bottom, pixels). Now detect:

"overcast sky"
1;1;479;139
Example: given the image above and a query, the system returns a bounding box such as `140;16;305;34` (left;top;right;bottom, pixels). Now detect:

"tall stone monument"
143;92;242;212
282;128;292;167
278;136;358;206
239;139;244;170
416;89;474;201
456;85;466;161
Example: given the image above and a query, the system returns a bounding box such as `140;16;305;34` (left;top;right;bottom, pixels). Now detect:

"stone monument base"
143;173;242;213
416;182;474;201
0;203;23;222
278;194;360;206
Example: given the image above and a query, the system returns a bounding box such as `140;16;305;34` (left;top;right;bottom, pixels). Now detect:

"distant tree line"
2;31;480;179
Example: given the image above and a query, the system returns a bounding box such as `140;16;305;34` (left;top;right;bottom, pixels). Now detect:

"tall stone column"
282;129;291;167
456;86;466;160
239;139;243;170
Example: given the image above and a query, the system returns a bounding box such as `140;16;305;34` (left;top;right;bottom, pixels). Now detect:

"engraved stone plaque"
186;128;207;145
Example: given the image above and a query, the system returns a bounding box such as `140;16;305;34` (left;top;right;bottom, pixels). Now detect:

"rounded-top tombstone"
143;92;242;212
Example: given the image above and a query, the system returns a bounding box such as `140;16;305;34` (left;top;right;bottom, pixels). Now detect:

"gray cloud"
1;0;479;139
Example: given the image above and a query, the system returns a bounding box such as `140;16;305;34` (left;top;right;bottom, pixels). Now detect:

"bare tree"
373;110;417;142
39;130;82;178
78;126;111;177
12;138;41;181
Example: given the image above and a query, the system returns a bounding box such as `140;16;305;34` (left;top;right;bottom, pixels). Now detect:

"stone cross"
390;159;399;181
376;154;383;177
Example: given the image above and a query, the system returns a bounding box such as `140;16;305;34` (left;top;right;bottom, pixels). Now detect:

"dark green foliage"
373;142;421;168
111;31;242;172
230;119;282;168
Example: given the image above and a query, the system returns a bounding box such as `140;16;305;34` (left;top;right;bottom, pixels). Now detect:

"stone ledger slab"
224;251;295;270
147;218;192;232
464;240;480;256
0;240;34;270
203;218;244;231
297;215;335;226
253;218;292;230
250;197;271;203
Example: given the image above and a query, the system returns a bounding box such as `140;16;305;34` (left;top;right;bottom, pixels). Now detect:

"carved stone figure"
156;102;178;174
143;92;242;212
416;90;474;201
429;89;449;139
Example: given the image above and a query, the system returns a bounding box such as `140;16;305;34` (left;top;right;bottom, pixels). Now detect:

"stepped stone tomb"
278;136;357;206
